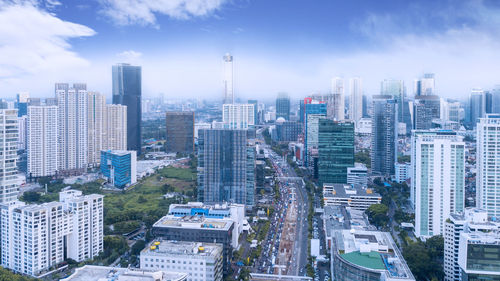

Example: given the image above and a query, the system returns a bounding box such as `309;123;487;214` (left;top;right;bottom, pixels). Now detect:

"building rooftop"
101;150;133;156
141;240;223;259
340;251;385;270
153;215;233;231
61;265;187;281
323;183;381;199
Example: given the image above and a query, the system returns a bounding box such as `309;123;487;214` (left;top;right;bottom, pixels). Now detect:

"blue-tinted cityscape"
0;1;500;281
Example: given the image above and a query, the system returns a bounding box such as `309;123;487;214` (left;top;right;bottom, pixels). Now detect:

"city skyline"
1;0;500;99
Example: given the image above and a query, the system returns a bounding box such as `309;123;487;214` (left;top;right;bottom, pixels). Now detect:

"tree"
355;150;371;168
365;204;389;229
21;191;41;203
403;242;433;280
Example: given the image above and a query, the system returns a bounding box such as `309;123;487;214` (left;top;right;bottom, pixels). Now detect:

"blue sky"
1;0;500;100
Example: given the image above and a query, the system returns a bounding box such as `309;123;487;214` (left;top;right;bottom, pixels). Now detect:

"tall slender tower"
328;77;345;120
349;77;362;124
112;63;142;154
223;53;234;104
87;92;106;167
27;106;58;178
0;109;20;203
371;95;398;176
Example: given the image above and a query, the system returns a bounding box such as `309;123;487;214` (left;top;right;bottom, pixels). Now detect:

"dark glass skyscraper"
197;129;255;207
318;119;354;185
276;92;291;120
165;111;194;154
112;63;142;154
371;95;398;176
413;95;440;130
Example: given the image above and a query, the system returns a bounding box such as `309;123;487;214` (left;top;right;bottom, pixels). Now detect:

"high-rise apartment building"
477;114;500;218
411;130;465;238
112;63;142;154
222;104;255;129
56;83;88;173
165;112;195;154
0;109;20;203
27;106;58;178
104;104;127;151
197;129;255;207
87;92;106;167
371;96;398;176
349;77;363;125
328;77;345;120
276;92;291;121
0;190;103;276
223;53;233;104
444;208;500;281
318;119;354;185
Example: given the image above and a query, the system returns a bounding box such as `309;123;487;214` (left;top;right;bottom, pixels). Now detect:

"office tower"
444;208;500;281
197;129;255;207
165;112;194;154
16;92;29;117
492;86;500;114
247;99;258;124
276;92;291;120
100;150;137;188
371;96;398;176
222;103;255;129
301;98;327;165
112;63;142;154
477;114;500;218
411;130;465;238
27;106;58;178
223;53;233;104
140;241;224;281
104;104;127;151
362;95;369;118
0;190;104;276
443;101;462;123
414;73;436;96
349;77;363;124
273;120;301;142
56;83;88;173
381;79;411;134
318;119;354;185
59;190;104;262
328;77;345;120
0;109;20;203
468;88;489;128
414;95;441;130
87;92;106;167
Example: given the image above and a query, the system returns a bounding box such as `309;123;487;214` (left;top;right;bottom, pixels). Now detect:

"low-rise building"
100;150;137;188
152;215;234;273
61;265;187;281
347;163;368;186
395;162;411;184
323;183;381;210
140;240;223;281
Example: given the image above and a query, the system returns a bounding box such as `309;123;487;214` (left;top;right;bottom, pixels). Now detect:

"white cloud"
0;1;95;94
98;0;228;26
116;50;143;63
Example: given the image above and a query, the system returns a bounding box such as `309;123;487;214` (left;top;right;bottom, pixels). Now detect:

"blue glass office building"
100;150;137;188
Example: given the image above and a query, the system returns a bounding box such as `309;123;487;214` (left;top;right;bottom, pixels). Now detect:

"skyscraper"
467;88;492;128
413;95;441;130
87;92;106;167
56;83;88;173
112;63;142;154
381;79;411;134
328;77;345;120
223;53;234;104
276;92;291;120
197;129;255;207
27;106;58;178
165;112;195;154
247;99;259;124
411;130;465;238
477;114;500;218
349;77;363;124
414;73;436;96
0;109;20;203
371;95;398;176
16;92;29;117
318;119;354;185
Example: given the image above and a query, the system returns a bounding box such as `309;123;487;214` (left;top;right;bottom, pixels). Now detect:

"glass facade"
318;119;354;185
100;150;132;188
466;244;500;272
165;111;194;154
371;96;397;176
276;93;290;121
112;63;142;154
